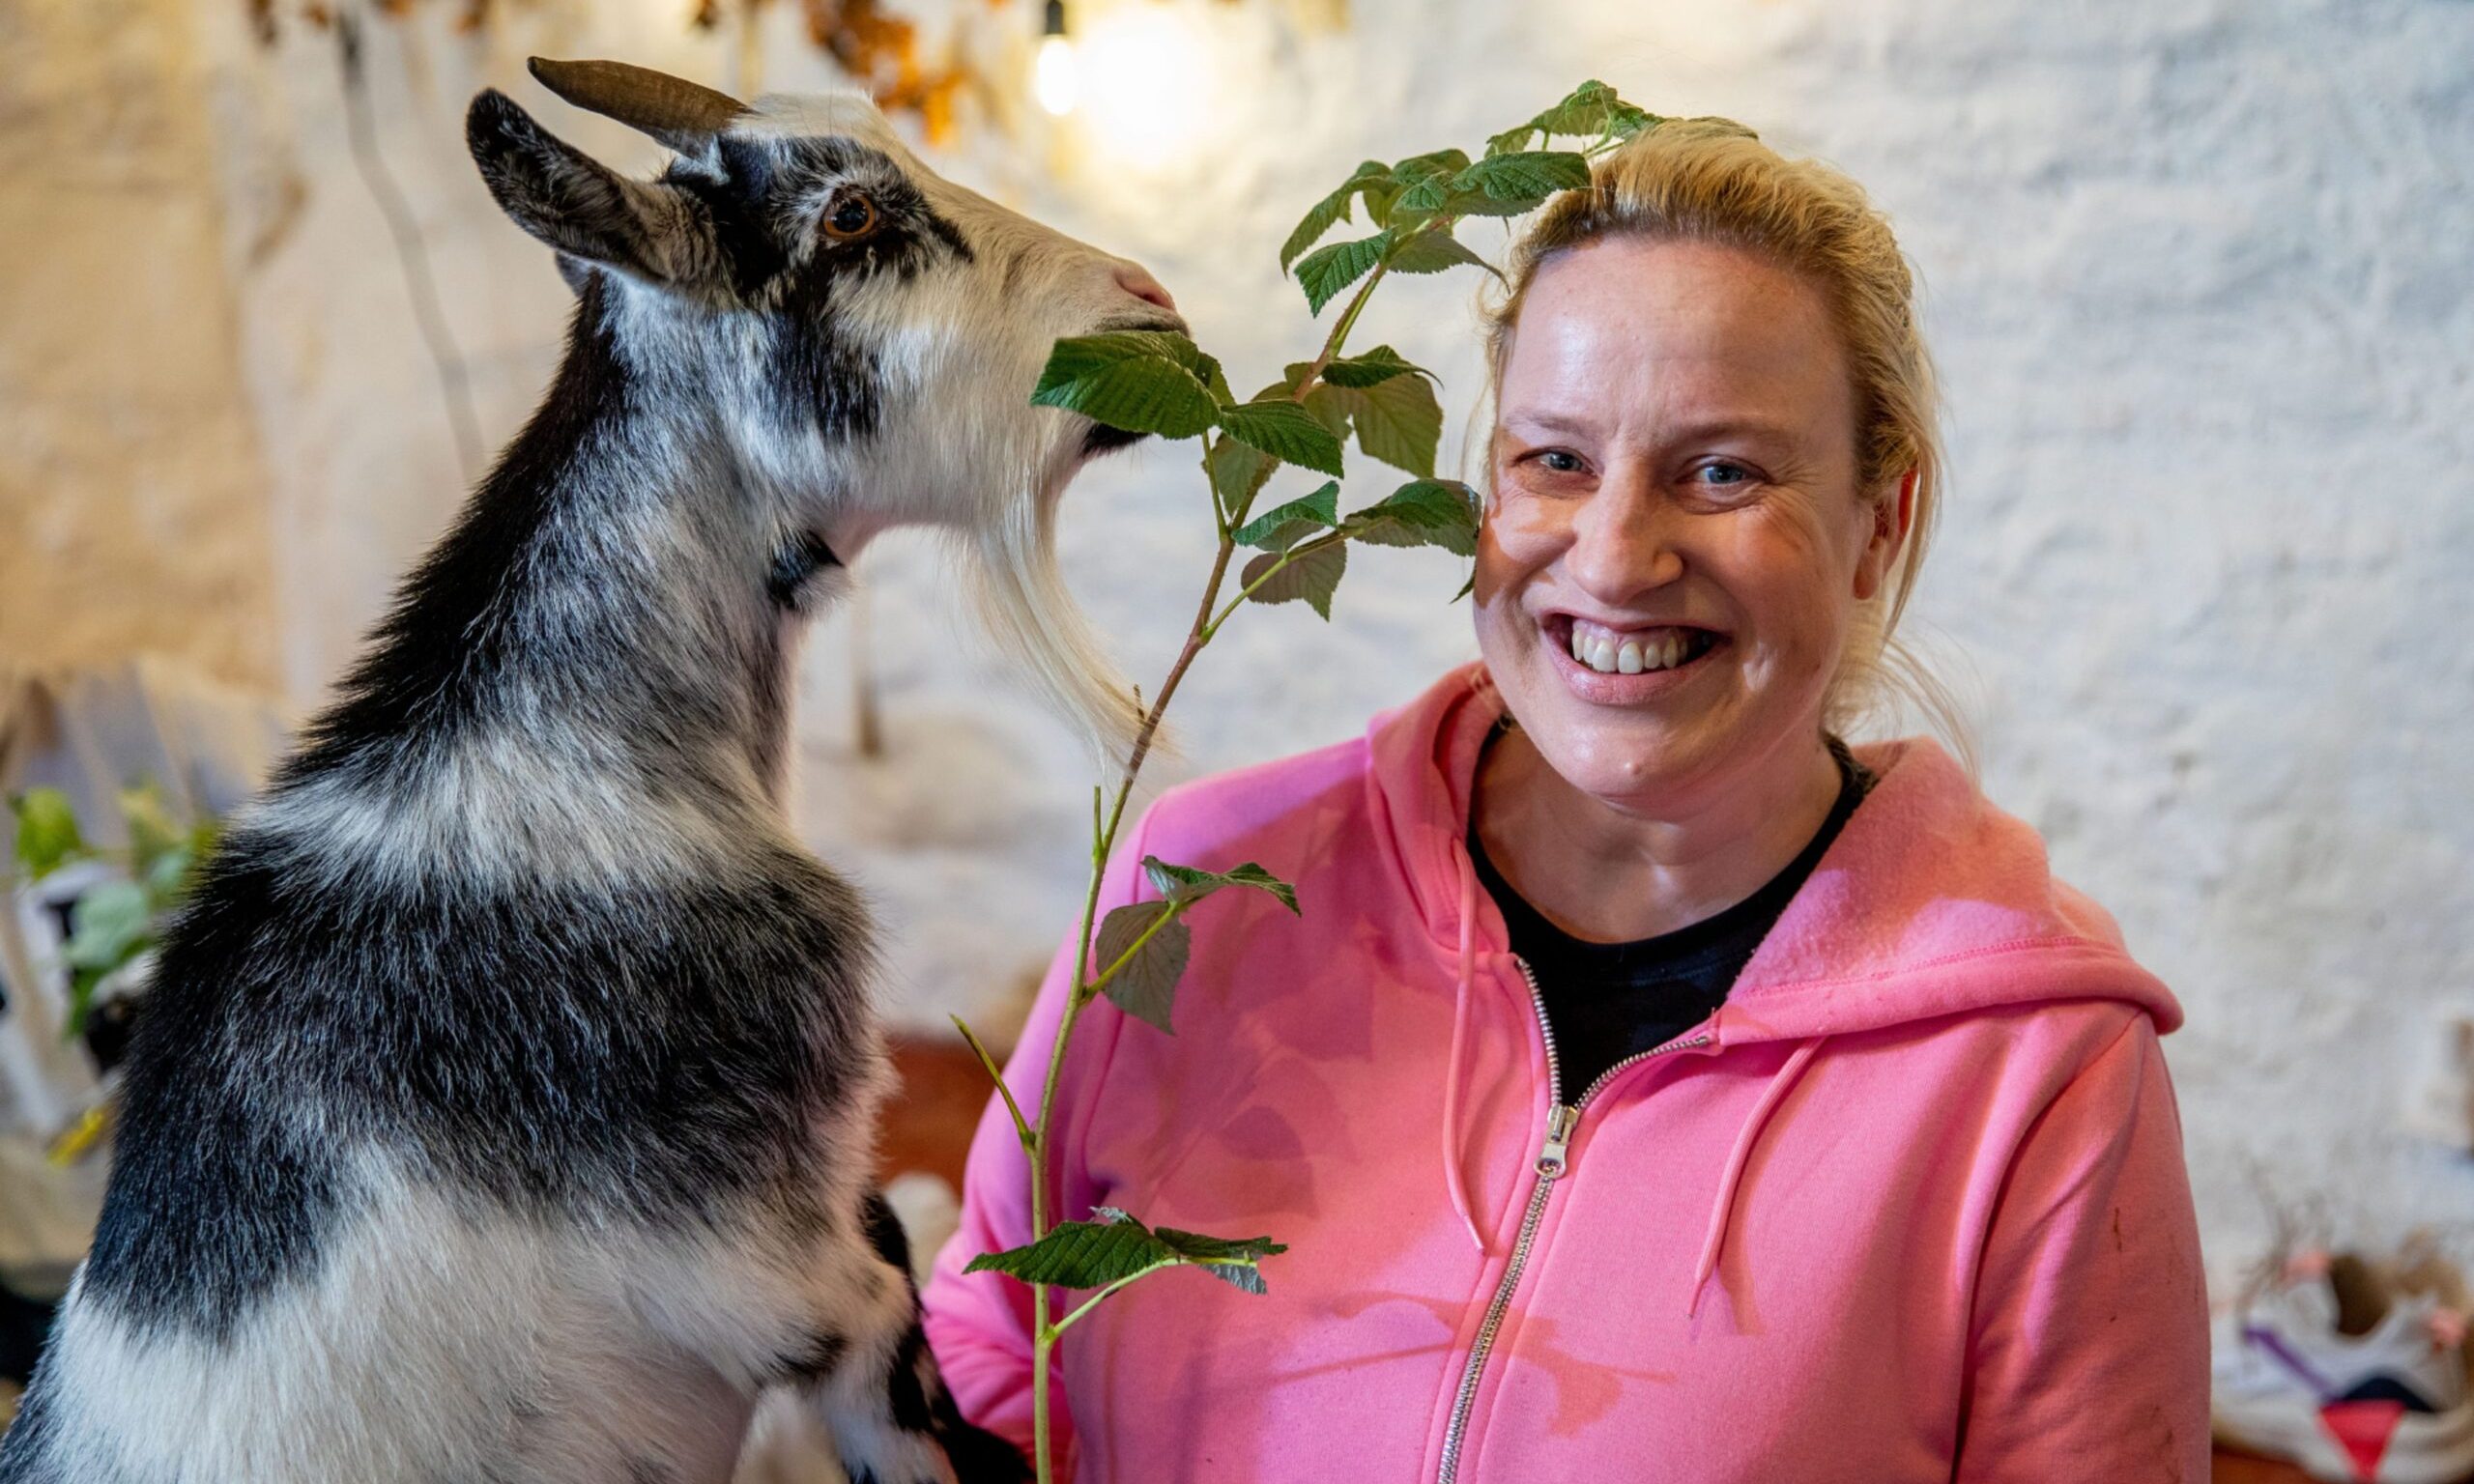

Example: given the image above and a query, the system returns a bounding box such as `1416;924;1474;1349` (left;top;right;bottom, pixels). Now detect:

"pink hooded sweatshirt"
923;665;2210;1482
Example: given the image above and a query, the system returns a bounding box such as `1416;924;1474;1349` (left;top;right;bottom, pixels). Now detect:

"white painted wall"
19;0;2469;1278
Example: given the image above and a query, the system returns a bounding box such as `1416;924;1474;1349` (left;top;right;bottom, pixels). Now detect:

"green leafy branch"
7;784;221;1039
957;81;1670;1484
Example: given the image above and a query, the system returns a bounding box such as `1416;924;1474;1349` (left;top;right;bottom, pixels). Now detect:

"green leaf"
1093;900;1191;1034
1242;539;1348;620
964;1208;1285;1297
1451;151;1592;213
62;879;152;978
1294;231;1391;315
964;1211;1176;1290
1194;349;1234;404
1312;373;1444;479
1486;80;1660;156
1318;345;1424;389
65;964;106;1040
1384;229;1495;277
1032;331;1222;439
1345;479;1482;557
1384;148;1472;200
1233;481;1340;552
10;788;86;881
1140;856;1301;915
1217;400;1345;478
1207;436;1277;525
1280;159;1392;271
1148;1218;1289;1295
120;784;182;870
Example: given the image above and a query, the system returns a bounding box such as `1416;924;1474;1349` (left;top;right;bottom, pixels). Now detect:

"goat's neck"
283;288;820;870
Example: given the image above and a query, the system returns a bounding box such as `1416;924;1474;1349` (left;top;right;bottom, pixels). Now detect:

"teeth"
1567;621;1704;676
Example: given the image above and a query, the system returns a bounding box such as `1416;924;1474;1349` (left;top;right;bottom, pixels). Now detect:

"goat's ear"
466;89;707;287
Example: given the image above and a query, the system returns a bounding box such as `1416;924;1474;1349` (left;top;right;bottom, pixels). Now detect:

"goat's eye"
822;192;877;242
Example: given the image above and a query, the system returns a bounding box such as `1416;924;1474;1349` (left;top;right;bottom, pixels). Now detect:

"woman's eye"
1535;450;1586;474
1693;461;1755;488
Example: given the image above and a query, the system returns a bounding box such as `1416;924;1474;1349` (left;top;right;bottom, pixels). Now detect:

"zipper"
1433;958;1713;1484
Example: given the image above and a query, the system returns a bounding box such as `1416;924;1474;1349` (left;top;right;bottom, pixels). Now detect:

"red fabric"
2320;1400;2407;1481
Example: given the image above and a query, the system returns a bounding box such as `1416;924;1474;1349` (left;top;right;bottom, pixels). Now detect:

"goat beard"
962;486;1150;772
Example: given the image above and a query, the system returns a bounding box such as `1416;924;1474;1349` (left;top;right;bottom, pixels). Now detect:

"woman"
922;120;2209;1481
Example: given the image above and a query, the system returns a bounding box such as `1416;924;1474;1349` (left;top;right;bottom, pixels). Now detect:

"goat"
0;58;1180;1484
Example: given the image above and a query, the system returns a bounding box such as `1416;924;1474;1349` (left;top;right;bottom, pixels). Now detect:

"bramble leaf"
1451;151;1593;213
1280;159;1393;271
1218;400;1345;478
1207;437;1276;524
1318;345;1426;389
62;880;150;973
1486;80;1660;156
1345;479;1482;557
1093;900;1191;1034
63;877;155;1030
964;1208;1285;1297
964;1211;1172;1289
1149;1218;1288;1295
1386;148;1471;192
1384;229;1496;277
1233;481;1340;552
1242;539;1348;619
1141;856;1301;915
1313;373;1444;479
1294;232;1391;315
10;788;86;881
1032;331;1221;439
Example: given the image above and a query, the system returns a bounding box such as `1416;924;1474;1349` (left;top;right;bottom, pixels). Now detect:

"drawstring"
1440;854;1487;1253
1687;1037;1825;1319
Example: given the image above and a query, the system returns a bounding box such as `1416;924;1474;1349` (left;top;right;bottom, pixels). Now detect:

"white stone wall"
8;0;2467;1276
0;0;281;691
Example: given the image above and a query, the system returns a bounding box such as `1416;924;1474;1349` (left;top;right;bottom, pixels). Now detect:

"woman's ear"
1852;468;1916;603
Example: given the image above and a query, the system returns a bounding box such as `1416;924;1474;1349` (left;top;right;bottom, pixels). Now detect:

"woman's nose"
1113;263;1177;313
1565;483;1685;602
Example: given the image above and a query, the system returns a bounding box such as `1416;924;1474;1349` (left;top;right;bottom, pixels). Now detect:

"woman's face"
1474;235;1907;816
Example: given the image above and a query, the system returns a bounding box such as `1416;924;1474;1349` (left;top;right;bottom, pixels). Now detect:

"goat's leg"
798;1190;1029;1484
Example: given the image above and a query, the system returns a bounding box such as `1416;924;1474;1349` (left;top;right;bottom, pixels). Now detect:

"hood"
1366;664;2182;1279
1365;662;2181;1043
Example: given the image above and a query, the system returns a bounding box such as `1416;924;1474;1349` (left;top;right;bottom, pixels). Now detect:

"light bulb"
1034;33;1078;117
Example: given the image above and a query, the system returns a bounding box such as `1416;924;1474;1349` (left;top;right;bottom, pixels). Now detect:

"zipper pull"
1536;1103;1579;1180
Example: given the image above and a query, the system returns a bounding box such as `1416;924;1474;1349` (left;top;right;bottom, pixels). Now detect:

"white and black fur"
0;59;1179;1484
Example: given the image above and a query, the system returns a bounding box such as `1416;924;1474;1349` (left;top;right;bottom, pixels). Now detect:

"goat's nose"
1113;262;1177;313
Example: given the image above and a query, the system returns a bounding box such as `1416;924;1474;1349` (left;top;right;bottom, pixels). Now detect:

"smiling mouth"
1548;614;1722;676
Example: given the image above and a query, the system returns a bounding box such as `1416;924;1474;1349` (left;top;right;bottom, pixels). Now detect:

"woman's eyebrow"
1501;410;1804;446
1497;410;1598;440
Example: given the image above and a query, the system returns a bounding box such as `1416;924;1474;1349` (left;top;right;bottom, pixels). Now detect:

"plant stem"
1295;261;1391;395
1022;434;1246;1483
951;1015;1032;1152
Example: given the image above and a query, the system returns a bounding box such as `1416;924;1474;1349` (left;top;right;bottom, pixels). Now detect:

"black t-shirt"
1468;735;1874;1101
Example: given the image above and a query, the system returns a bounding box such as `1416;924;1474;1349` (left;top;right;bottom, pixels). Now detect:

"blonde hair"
1481;118;1959;744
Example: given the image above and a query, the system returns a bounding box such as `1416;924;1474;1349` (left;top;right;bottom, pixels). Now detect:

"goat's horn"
526;58;746;152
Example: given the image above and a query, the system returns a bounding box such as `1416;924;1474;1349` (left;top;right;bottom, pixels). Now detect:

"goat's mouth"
1079;421;1151;458
1067;312;1189;461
